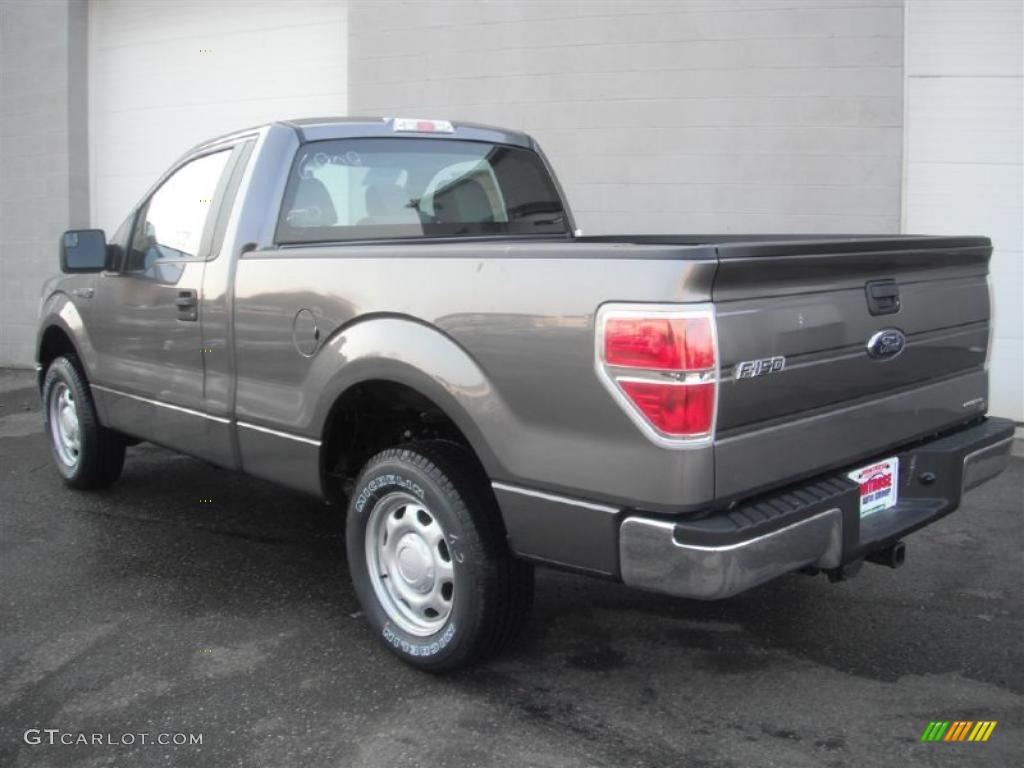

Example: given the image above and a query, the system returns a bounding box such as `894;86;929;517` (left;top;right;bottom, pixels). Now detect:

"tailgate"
712;236;992;502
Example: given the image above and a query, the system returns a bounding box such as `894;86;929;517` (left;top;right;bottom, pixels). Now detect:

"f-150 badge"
734;356;786;379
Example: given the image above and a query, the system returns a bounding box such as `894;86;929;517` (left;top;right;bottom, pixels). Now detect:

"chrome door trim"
92;383;322;447
91;384;230;424
491;481;619;514
236;420;321;446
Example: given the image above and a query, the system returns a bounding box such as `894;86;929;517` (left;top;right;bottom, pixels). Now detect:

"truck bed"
234;232;991;516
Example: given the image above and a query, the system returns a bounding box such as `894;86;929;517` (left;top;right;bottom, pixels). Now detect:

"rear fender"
310;316;510;476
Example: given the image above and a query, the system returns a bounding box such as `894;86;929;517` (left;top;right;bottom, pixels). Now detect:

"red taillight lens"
598;307;718;443
618;381;714;436
604;317;714;371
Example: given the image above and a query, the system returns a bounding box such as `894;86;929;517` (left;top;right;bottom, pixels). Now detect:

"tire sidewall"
42;358;89;483
346;451;485;669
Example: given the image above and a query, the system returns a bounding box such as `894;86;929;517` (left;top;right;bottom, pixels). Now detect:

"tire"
346;440;534;671
42;355;126;489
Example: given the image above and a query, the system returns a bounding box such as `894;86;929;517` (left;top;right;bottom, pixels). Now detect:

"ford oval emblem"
866;328;906;360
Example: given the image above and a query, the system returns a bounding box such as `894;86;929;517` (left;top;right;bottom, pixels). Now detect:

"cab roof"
189;116;535;154
281;116;534;149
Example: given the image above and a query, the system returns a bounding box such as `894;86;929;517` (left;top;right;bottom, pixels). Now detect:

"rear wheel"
42;356;125;489
346;441;533;670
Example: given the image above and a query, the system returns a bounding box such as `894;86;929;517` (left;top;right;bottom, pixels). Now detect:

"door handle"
70;288;94;300
865;280;900;316
176;289;198;321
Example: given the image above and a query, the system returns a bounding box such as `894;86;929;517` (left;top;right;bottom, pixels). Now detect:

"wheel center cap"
395;533;433;592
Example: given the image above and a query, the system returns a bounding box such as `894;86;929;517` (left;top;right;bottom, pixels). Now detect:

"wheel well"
321;380;479;502
38;326;79;390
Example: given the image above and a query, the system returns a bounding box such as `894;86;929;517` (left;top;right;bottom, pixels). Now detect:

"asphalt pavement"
1;369;1021;768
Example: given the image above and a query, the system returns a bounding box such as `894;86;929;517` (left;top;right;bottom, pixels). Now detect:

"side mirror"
60;229;108;273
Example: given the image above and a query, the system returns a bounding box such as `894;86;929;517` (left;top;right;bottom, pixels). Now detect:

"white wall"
0;0;88;367
349;0;905;235
903;0;1023;421
88;0;348;234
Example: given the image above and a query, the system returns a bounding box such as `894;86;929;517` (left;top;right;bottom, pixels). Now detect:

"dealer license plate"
848;457;899;518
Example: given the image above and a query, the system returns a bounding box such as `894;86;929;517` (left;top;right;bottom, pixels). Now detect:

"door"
91;148;232;459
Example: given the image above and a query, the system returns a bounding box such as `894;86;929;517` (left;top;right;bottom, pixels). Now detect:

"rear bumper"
619;417;1015;600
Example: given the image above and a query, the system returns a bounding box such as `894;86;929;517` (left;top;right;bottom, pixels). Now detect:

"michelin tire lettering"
355;473;426;513
383;623;456;657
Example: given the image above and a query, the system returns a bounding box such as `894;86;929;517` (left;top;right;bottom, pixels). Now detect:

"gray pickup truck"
38;117;1014;669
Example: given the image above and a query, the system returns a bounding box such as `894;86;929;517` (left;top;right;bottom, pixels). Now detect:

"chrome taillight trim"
594;303;719;449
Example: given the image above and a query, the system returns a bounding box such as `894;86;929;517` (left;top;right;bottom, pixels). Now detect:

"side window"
125;150;230;272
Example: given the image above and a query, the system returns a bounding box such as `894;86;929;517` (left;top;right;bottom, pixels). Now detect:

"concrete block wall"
2;0;1019;423
348;0;905;235
0;0;88;367
88;0;348;235
903;0;1023;421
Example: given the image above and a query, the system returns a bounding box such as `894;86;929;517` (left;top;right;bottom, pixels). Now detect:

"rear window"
275;138;569;244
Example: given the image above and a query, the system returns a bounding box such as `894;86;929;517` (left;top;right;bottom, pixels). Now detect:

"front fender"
36;290;98;376
309;316;512;475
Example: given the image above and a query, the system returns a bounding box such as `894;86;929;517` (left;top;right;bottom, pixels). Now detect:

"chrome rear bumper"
619;417;1015;600
621;508;843;600
962;435;1013;491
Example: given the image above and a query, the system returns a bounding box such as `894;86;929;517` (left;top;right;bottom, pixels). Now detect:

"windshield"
275;138;569;244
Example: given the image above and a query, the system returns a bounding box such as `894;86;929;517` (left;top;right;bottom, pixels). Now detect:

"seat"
358;184;422;227
286;178;337;227
432;177;495;224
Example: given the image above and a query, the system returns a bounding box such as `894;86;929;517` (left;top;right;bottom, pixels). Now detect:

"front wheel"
42;356;125;489
346;441;533;671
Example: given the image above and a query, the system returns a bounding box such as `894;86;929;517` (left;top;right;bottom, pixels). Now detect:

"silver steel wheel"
365;491;455;636
48;381;81;468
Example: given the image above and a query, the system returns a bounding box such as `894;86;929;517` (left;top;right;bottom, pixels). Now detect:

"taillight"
596;305;718;445
604;317;714;370
618;380;715;435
